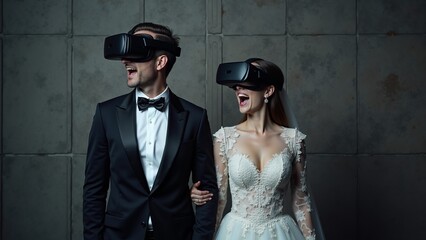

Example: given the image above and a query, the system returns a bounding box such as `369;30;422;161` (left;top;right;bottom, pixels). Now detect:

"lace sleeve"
213;128;228;230
292;130;316;240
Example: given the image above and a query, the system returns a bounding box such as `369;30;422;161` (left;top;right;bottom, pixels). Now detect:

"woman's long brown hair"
239;59;289;127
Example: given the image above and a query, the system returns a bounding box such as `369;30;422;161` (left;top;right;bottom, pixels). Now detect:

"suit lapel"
151;92;188;193
116;90;150;191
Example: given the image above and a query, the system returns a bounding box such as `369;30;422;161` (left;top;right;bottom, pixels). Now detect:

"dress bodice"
228;151;292;223
214;126;315;240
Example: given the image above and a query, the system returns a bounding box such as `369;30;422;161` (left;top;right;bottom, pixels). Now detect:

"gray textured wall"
1;0;425;239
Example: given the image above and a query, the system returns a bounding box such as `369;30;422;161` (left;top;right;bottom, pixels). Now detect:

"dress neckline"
231;150;287;174
228;126;292;173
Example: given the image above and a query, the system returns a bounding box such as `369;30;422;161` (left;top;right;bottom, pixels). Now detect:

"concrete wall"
1;0;425;239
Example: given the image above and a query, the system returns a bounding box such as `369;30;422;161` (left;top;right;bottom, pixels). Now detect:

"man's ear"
156;55;168;71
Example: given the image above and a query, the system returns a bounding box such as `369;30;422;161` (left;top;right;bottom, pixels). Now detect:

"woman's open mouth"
238;94;249;106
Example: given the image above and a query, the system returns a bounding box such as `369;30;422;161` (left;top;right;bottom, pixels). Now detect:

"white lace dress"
214;127;315;240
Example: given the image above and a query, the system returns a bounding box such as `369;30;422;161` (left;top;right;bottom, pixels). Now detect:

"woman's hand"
191;181;213;205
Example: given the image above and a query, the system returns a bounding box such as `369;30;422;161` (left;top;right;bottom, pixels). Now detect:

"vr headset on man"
104;33;181;62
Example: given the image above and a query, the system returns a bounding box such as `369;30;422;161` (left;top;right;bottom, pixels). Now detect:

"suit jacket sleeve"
191;109;219;240
83;104;110;240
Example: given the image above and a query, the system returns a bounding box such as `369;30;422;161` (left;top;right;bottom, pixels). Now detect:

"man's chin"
127;79;138;88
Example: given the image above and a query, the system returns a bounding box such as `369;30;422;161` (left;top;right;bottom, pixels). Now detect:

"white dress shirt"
136;86;170;228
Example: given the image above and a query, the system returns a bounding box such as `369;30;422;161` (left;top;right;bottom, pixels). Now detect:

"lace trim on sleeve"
292;129;316;239
294;128;307;163
213;127;229;230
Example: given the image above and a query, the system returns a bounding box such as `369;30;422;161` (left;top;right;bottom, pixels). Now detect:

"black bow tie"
137;97;166;112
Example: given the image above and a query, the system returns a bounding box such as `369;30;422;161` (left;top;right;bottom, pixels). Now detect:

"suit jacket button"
141;221;146;227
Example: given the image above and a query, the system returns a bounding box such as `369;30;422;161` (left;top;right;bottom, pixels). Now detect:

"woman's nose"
232;85;242;91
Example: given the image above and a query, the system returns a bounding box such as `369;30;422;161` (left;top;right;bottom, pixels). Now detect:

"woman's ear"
156;55;168;71
264;85;275;98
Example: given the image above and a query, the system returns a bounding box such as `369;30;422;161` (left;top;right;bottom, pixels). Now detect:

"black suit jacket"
83;89;218;240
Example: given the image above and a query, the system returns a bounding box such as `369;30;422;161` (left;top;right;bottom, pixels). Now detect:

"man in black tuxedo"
83;22;218;240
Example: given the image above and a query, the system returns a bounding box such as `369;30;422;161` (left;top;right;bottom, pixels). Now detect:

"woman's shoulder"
213;126;237;139
280;126;307;141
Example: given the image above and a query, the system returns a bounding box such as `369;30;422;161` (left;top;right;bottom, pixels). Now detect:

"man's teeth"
126;67;136;71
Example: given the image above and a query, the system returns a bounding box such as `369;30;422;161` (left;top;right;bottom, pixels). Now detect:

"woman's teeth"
238;94;249;105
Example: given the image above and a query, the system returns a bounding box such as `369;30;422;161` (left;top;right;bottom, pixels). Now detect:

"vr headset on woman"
104;33;181;62
216;58;279;91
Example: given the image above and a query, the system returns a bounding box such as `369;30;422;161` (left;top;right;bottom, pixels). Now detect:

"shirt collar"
136;86;170;104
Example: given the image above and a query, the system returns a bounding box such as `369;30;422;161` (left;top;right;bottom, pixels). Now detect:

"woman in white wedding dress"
191;58;316;240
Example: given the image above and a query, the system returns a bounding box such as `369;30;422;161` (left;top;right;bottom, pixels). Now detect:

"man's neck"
139;84;168;99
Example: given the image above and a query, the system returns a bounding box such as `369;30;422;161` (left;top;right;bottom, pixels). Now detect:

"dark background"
1;0;425;239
